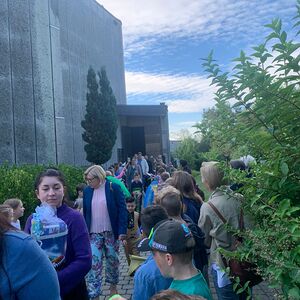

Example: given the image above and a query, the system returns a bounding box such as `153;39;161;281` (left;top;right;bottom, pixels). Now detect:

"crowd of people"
0;151;255;300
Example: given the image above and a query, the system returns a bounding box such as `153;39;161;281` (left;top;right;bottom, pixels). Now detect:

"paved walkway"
98;246;278;300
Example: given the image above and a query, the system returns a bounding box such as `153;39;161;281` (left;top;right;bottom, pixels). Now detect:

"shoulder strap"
239;209;245;230
208;202;244;230
207;202;227;224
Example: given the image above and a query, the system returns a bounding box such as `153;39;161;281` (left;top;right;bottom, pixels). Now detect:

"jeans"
211;268;251;300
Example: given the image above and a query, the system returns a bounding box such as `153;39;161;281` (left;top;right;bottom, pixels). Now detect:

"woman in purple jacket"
25;169;92;300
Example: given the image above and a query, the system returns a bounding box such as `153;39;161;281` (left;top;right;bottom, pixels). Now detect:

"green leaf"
280;31;287;43
268;194;280;204
293;20;300;28
278;199;290;211
266;32;279;42
288;287;300;299
280;162;289;176
261;53;273;64
275;19;282;34
272;43;286;51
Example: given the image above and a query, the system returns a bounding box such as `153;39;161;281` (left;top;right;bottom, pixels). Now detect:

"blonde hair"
156;186;181;205
84;165;106;183
200;161;224;191
4;198;22;210
157;186;183;217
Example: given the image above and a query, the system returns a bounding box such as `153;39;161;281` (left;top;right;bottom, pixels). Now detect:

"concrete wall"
0;0;126;165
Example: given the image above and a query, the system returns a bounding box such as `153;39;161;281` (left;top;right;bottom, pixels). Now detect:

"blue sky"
97;0;296;139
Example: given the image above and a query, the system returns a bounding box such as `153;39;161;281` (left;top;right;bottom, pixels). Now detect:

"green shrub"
0;164;85;225
196;3;300;298
174;136;209;170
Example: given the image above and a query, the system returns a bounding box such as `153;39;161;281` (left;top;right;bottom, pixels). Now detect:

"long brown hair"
171;171;203;204
0;213;15;300
0;212;15;259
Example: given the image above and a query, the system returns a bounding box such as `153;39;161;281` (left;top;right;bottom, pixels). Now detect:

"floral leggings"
86;232;120;298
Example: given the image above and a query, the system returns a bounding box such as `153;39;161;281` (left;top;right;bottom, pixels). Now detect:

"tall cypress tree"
81;67;118;164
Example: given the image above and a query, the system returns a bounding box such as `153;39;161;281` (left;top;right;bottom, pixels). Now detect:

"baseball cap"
137;219;195;253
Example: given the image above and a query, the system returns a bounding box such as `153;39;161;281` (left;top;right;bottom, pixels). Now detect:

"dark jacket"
83;180;128;240
182;196;201;224
182;214;208;272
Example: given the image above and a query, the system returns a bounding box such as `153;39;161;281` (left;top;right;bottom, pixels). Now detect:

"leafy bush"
0;164;85;225
196;2;300;298
174;136;210;170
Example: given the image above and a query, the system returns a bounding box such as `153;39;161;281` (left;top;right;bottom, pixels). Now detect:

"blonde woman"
83;165;127;299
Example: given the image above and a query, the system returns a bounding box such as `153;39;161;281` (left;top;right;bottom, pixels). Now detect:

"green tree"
196;2;300;298
81;67;118;164
174;132;210;170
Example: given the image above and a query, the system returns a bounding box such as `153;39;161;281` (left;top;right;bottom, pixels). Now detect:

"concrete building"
0;0;169;166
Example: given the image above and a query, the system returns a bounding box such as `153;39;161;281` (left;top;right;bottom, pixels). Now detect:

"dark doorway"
121;126;145;158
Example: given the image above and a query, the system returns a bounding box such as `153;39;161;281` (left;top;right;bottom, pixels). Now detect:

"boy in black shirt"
124;197;141;265
130;173;144;213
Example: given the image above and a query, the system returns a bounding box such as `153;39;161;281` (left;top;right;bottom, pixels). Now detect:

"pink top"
90;183;112;233
115;166;126;179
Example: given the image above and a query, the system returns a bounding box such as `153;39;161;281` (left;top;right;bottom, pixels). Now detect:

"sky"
97;0;297;139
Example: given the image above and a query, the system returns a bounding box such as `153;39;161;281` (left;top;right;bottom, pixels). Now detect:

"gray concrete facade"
0;0;126;165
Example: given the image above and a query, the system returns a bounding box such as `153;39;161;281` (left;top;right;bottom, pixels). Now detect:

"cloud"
97;0;297;136
167;98;213;113
98;0;295;55
125;71;216;112
169;125;200;140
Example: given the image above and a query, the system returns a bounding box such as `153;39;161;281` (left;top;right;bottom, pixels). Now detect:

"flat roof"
117;104;168;117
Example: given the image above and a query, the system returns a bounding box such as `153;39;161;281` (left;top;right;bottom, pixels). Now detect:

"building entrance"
121;126;146;159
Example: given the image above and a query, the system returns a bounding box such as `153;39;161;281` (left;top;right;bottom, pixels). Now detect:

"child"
4;198;25;229
124;197;141;265
157;171;170;192
157;186;209;282
130;173;143;213
133;206;172;300
73;183;86;212
139;220;212;300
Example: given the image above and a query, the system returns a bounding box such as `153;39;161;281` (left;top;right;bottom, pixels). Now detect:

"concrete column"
10;0;36;164
30;0;56;164
0;0;14;163
160;104;170;163
49;0;70;164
